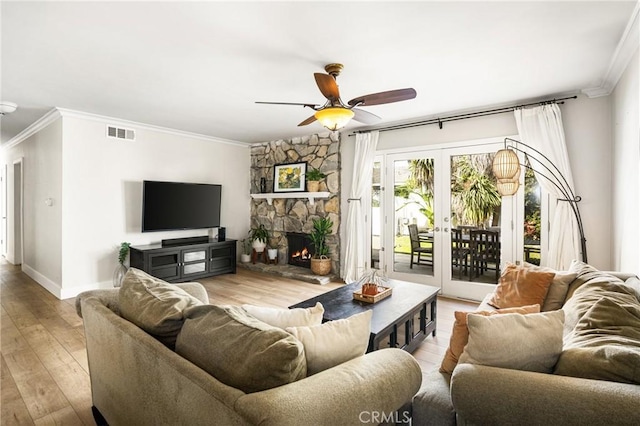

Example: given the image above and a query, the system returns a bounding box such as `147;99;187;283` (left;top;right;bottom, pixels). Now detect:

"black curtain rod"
351;95;577;135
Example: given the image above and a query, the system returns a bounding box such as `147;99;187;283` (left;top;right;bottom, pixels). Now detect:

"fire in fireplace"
286;232;313;268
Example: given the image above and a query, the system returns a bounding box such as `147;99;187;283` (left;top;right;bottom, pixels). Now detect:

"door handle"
434;227;440;232
444;228;449;232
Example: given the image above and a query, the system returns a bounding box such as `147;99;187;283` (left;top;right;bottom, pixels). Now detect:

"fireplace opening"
286;232;313;268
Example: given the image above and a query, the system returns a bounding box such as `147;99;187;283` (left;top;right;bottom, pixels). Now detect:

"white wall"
340;94;615;273
58;114;250;298
612;47;640;274
2;118;63;286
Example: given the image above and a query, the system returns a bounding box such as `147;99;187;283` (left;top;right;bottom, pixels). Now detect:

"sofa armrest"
602;271;638;281
236;348;422;426
451;364;640;425
76;289;120;318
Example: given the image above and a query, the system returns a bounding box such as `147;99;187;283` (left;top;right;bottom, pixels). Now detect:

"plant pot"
267;248;278;260
307;180;320;192
310;256;332;276
240;253;251;263
252;240;266;253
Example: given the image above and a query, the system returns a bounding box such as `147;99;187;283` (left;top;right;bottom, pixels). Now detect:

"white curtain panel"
514;104;581;270
342;131;379;283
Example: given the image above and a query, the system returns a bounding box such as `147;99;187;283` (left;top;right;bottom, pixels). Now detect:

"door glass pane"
393;158;435;276
450;153;502;284
524;159;541;265
371;160;381;269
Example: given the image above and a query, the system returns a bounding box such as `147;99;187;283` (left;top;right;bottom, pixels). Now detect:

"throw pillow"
554;295;640;384
439;304;540;374
488;263;555;309
458;309;564;373
176;304;306;393
565;260;624;301
242;302;324;328
286;310;372;375
562;263;634;336
119;267;203;348
521;262;577;311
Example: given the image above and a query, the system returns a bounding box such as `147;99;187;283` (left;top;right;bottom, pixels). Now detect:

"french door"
374;141;517;301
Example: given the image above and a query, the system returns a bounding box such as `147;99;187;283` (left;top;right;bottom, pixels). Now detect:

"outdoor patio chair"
469;229;500;280
451;228;471;279
408;224;433;269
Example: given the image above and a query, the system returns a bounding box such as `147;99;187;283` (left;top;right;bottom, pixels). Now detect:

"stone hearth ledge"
237;262;341;286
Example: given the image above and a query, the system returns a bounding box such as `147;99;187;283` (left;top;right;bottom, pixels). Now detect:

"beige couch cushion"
439;304;540;374
286;310;372;375
242;302;324;328
488;263;554;309
562;263;634;335
176;304;306;393
555;295;640;384
119;268;203;348
458;310;564;373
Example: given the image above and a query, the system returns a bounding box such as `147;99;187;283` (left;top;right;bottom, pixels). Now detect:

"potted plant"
240;239;252;263
306;168;326;192
267;238;279;261
249;224;269;253
113;242;131;287
309;217;333;276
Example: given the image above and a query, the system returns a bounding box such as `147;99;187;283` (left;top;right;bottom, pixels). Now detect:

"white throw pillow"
286;310;372;375
242;302;324;329
458;309;564;373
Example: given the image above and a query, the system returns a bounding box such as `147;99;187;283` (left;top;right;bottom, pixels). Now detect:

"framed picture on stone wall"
274;162;307;192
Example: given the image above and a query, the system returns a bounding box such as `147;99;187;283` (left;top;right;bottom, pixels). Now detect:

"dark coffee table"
290;280;439;353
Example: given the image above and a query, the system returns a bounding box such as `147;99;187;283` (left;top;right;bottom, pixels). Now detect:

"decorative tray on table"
353;285;393;304
352;269;393;304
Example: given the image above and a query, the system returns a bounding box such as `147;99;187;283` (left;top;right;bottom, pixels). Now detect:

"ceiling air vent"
106;125;136;141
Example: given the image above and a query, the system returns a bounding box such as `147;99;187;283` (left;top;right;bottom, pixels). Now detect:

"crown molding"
3;108;63;150
3;107;250;150
582;1;639;98
55;108;249;147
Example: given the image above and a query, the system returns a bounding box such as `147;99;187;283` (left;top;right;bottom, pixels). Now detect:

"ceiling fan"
256;63;417;131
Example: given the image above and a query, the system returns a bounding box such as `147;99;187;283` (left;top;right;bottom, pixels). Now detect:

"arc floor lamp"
492;137;587;263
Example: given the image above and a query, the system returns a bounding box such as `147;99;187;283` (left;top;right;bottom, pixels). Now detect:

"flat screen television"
142;180;221;232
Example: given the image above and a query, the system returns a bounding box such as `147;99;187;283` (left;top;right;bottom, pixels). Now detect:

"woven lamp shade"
496;167;521;196
493;149;520;180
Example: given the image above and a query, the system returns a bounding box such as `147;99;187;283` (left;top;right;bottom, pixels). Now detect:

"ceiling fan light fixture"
314;107;354;131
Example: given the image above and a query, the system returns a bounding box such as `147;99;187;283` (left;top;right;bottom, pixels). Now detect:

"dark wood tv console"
129;239;236;282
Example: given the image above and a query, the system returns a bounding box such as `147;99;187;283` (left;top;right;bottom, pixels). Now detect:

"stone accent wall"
250;133;340;274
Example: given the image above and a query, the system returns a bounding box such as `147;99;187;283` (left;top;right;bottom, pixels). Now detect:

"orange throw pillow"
439;304;540;374
488;263;555;309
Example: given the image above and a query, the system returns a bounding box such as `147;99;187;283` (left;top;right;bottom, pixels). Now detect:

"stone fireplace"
286;233;313;268
250;133;341;275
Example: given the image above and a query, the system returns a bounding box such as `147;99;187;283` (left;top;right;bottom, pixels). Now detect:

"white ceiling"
1;1;637;145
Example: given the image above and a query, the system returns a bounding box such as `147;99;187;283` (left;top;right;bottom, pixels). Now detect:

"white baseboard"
21;263;113;300
22;263;63;299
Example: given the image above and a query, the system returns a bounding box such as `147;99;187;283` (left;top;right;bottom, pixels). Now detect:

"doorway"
374;140;517;301
1;164;6;257
13;159;23;265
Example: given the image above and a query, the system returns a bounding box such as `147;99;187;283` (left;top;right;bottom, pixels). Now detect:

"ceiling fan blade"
314;73;340;102
298;115;317;126
348;88;417;107
256;101;319;108
351;108;381;124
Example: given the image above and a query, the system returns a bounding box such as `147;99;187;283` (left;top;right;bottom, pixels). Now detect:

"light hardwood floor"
1;261;478;425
